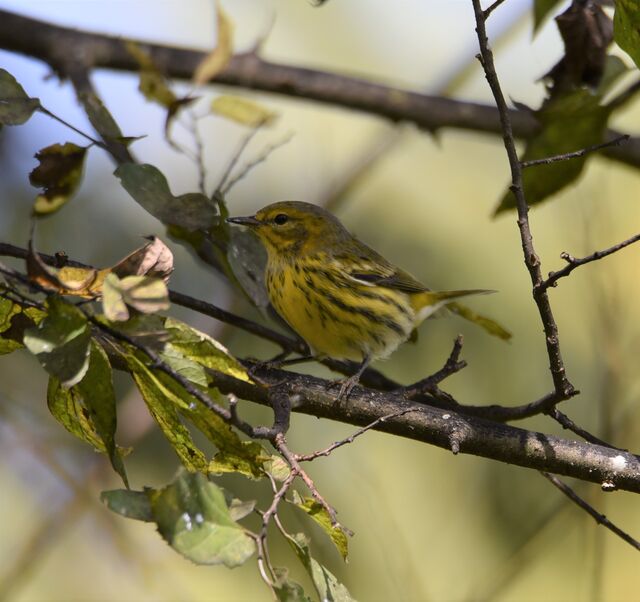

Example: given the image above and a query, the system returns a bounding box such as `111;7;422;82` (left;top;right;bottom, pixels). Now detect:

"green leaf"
533;0;564;33
227;227;271;309
149;471;256;567
263;455;291;482
273;568;313;602
291;492;350;561
101;489;154;522
76;341;128;486
288;533;354;602
30;142;88;215
102;273;170;322
24;297;91;387
0;300;45;355
47;376;107;452
494;87;617;213
77;89;123;140
210;95;277;128
614;0;640;69
0;68;40;125
114;163;217;231
126;353;209;472
164;317;250;383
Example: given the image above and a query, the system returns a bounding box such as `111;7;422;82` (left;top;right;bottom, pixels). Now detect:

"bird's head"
227;201;349;257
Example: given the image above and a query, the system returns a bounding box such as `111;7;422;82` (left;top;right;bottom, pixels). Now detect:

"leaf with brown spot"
30;142;88;215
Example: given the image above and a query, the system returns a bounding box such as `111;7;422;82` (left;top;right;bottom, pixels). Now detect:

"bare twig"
483;0;509;19
222;131;294;195
296;409;417;462
521;135;630;168
547;408;622;450
472;0;575;403
542;233;640;290
215;127;261;195
541;472;640;552
404;335;467;398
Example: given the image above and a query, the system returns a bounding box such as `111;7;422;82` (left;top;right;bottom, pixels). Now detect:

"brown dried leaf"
111;236;174;282
210;95;277;128
545;3;613;94
193;1;234;86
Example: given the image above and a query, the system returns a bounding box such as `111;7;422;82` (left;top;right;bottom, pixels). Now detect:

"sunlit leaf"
0;299;45;355
447;302;512;341
125;41;177;108
24;297;91;387
263;455;291;482
210;95;277;128
164;317;250;382
115;163;217;231
149;471;255;567
30;142;88;215
75;341;128;485
101;489;154;522
102;273;170;322
193;1;234;86
291;492;349;561
288;533;354;602
0;68;40;125
47;376;106;452
126;353;209;471
614;0;640;69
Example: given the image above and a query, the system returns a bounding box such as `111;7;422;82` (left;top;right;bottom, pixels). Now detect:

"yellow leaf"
193;1;234;86
210;95;277;128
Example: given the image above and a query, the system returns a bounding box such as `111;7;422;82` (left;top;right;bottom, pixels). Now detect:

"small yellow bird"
228;201;496;398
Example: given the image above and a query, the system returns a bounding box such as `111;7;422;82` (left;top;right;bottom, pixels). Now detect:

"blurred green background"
1;1;640;600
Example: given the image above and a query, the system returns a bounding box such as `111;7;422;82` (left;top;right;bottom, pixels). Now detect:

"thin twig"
547;408;622;450
215;127;261;194
541;472;640;552
541;232;640;290
483;0;509;19
521;135;630;168
296;408;417;462
404;335;466;398
472;0;575;402
222;131;294;195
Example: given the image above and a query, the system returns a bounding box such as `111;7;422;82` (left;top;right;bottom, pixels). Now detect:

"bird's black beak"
226;215;261;227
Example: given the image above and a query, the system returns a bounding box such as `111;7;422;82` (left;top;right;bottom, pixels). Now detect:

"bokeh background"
1;0;640;600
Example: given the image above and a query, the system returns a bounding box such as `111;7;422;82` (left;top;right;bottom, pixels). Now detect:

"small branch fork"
541;233;640;291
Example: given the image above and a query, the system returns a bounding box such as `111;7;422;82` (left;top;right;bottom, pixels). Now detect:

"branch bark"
0;9;638;169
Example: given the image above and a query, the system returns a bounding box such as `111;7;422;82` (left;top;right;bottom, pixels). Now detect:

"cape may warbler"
228;201;493;398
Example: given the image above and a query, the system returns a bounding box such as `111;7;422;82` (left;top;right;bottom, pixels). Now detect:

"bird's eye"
273;213;289;225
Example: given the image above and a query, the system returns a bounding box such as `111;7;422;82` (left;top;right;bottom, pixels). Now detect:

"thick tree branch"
0;9;638;169
211;364;640;494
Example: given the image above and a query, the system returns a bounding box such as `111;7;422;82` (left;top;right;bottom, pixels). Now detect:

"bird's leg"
330;355;371;403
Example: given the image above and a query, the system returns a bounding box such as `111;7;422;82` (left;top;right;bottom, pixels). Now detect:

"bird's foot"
327;373;361;403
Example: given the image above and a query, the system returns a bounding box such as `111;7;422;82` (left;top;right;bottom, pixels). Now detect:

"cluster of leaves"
496;0;640;213
0;11;354;594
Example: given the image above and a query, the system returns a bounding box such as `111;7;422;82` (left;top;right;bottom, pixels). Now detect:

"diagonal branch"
0;9;638;169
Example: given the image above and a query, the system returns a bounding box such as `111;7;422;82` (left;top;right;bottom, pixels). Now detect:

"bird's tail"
412;289;494;323
412;289;512;341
